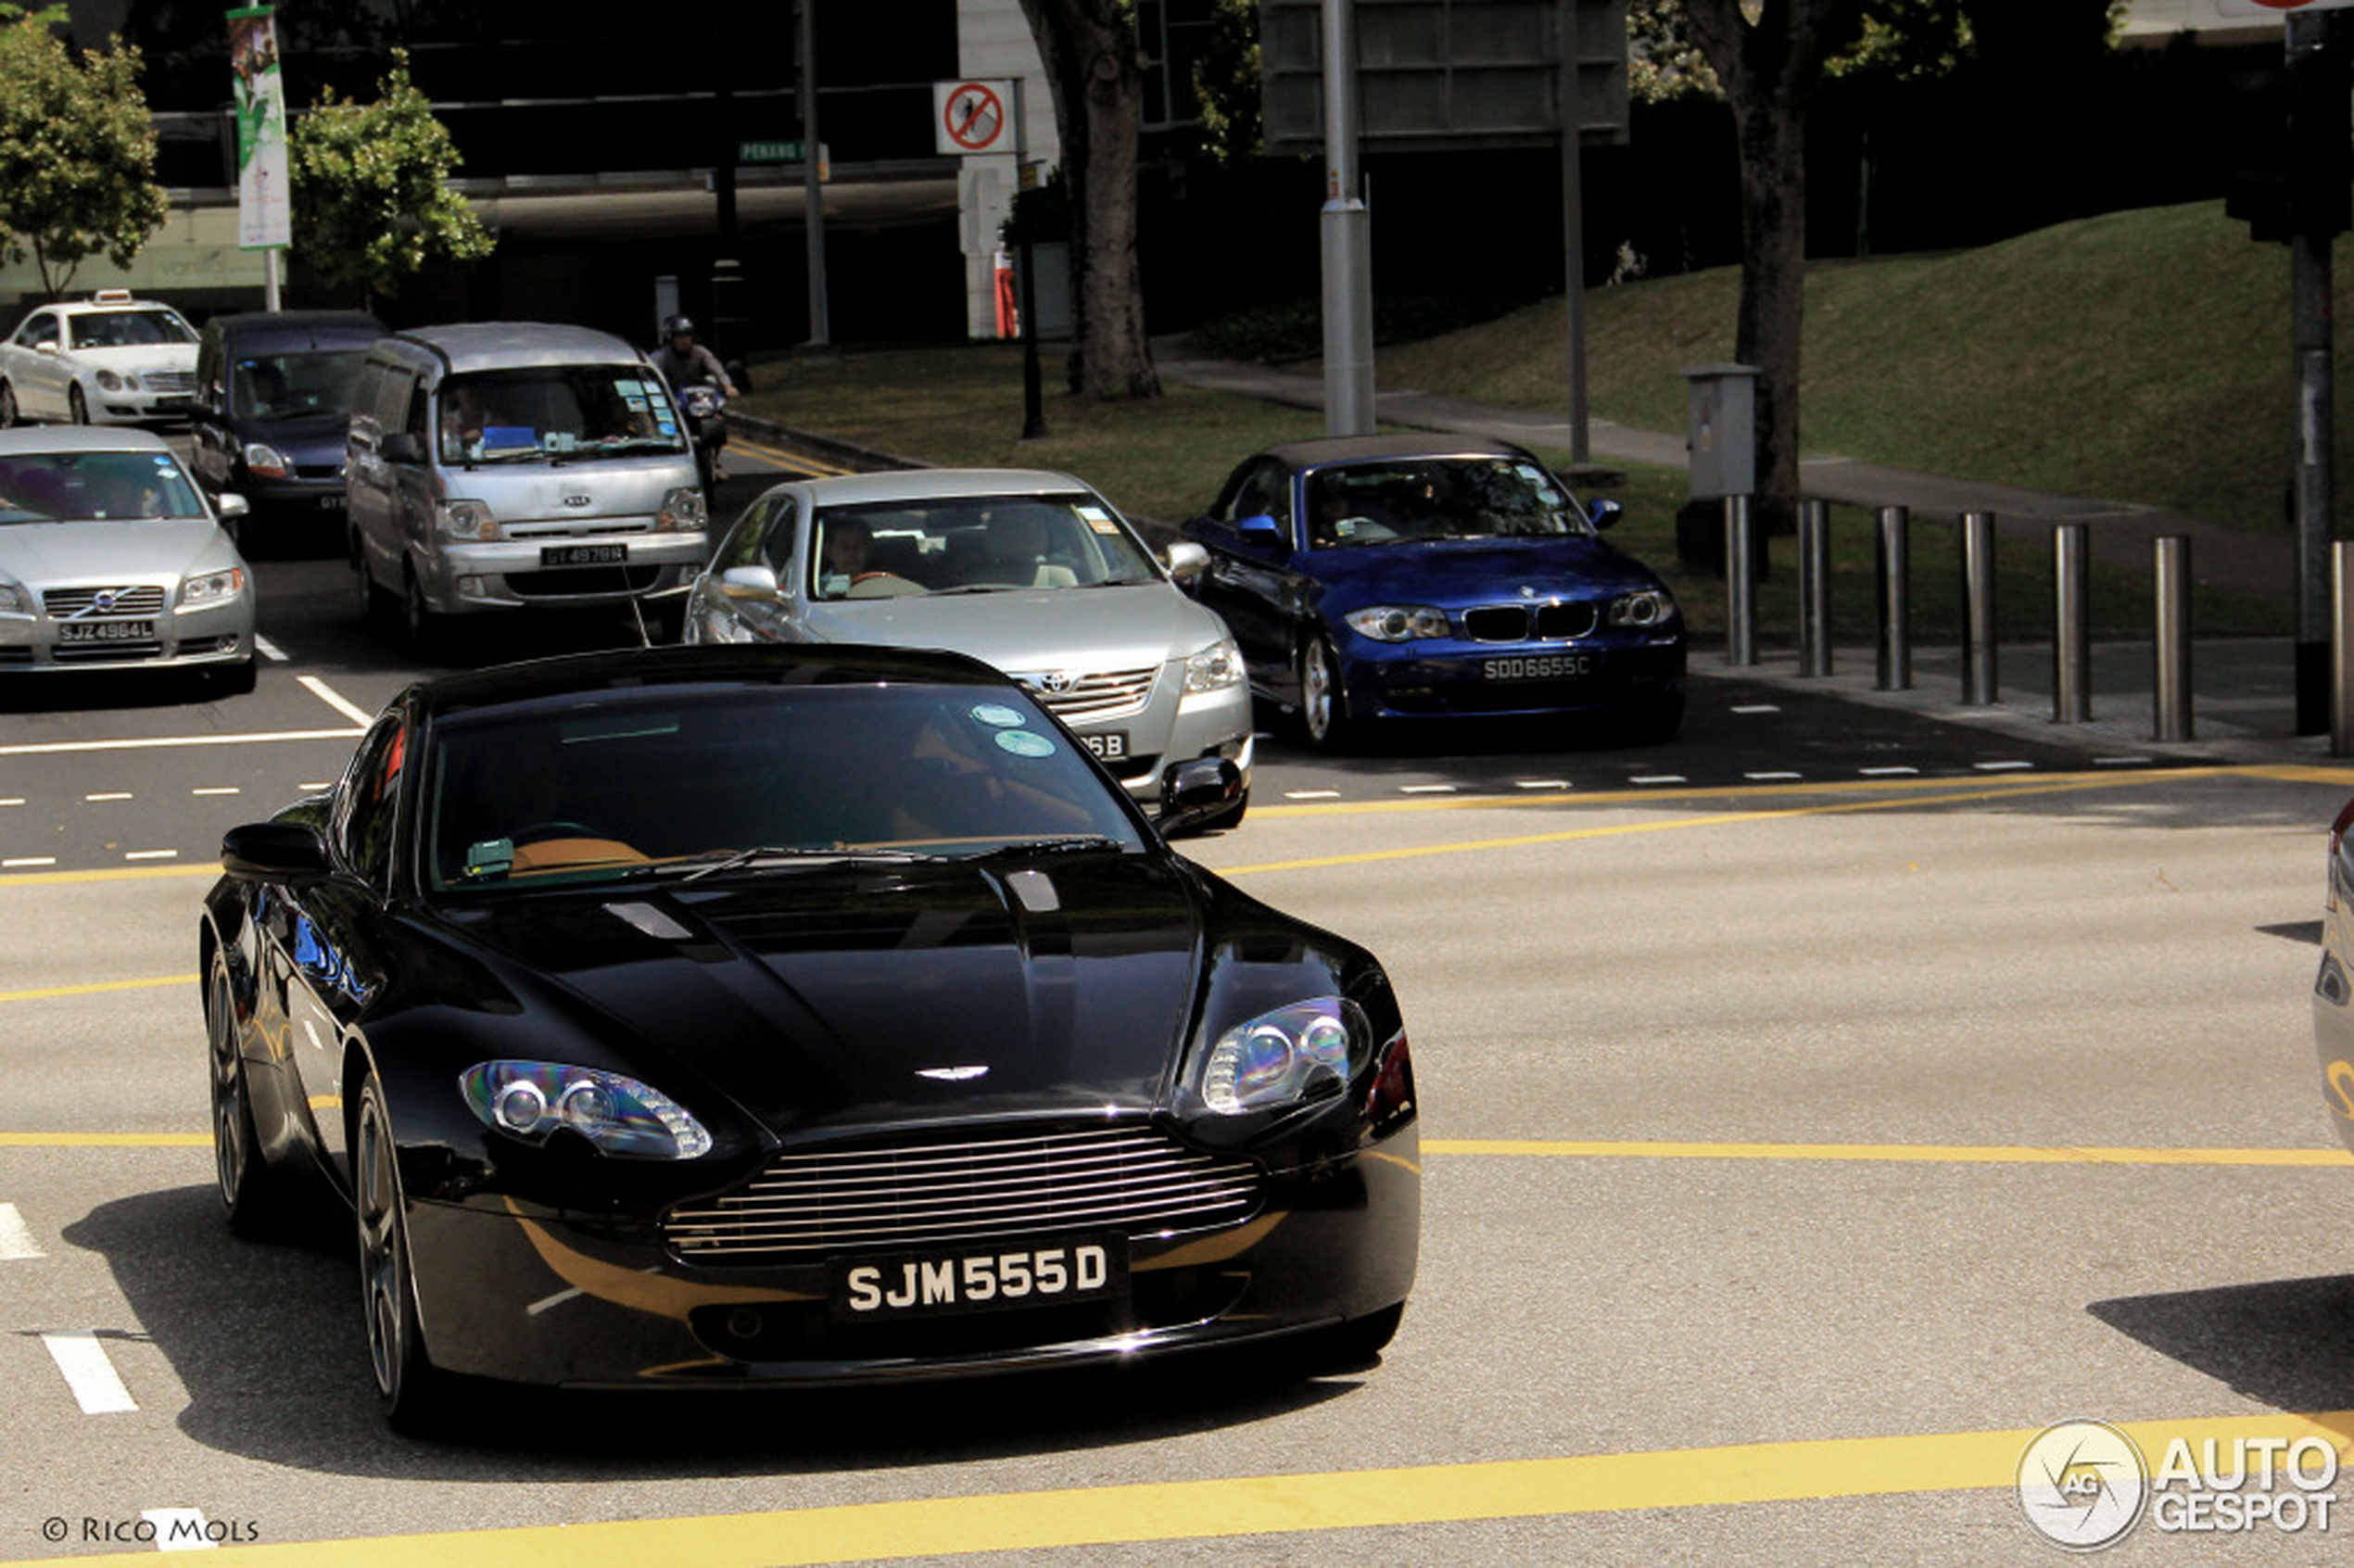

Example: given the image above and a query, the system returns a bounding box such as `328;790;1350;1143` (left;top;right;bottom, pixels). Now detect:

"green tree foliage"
289;49;491;308
0;14;168;299
1191;0;1263;165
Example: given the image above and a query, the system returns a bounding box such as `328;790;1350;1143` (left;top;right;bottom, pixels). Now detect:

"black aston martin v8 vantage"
199;643;1417;1427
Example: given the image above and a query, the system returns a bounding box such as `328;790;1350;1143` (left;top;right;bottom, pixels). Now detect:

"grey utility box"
1677;362;1760;575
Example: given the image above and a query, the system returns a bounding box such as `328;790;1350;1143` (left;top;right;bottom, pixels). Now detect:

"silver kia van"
343;322;707;646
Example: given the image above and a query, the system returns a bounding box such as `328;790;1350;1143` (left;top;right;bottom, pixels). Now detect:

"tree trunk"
1681;0;1862;537
1018;0;1160;399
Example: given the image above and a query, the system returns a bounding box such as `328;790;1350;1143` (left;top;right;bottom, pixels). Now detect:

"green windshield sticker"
994;729;1056;759
969;703;1025;728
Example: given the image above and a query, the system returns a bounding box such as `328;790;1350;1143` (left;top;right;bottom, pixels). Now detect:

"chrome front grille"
141;370;196;395
44;586;167;618
1018;665;1158;724
664;1124;1265;1264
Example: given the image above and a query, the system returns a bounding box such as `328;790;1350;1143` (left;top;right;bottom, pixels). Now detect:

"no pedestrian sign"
935;80;1012;156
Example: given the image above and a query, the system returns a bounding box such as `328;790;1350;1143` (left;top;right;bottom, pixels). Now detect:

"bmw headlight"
656;486;706;533
95;370;123;391
436;499;500;541
242;441;291;479
180;567;245;606
460;1060;713;1160
1184;636;1243;692
1344;605;1450;642
1608;588;1675;628
1196;998;1368;1116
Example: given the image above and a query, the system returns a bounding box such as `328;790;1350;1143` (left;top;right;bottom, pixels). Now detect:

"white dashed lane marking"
41;1330;137;1414
0;1202;45;1259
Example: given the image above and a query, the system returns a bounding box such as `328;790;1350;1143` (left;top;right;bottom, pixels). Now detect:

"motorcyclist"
650;315;739;481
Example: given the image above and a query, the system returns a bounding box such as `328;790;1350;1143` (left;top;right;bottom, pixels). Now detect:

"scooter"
675;381;728;490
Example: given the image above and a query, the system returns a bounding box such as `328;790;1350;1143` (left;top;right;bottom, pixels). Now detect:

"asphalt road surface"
4;430;2352;1564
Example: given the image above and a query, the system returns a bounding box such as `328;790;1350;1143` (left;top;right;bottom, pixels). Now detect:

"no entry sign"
935;81;1012;156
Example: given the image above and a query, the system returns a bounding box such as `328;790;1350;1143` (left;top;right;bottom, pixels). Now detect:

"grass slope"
1382;200;2343;536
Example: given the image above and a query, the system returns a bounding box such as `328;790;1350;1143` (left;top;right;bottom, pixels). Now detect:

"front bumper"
417;532;709;614
401;1120;1418;1388
89;386;194;424
0;596;254;673
1044;666;1256;804
1342;632;1686;723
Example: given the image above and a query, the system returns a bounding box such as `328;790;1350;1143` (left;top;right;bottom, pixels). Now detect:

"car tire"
1298;637;1354;752
207;658;258;699
1309;1302;1405;1372
0;381;19;429
207;947;289;1239
350;532;386;625
68;384;88;424
355;1069;454;1434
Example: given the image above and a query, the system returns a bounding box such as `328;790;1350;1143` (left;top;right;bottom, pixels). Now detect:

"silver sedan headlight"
1184;637;1243;692
180;567;246;607
0;580;27;614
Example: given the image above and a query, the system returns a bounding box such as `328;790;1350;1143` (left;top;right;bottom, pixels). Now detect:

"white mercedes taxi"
0;290;201;427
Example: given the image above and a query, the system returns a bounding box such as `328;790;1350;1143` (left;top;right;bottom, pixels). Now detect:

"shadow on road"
2088;1275;2354;1413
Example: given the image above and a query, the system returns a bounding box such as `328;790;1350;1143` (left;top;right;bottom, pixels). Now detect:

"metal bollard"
2154;536;2193;743
1959;511;1998;705
1725;494;1758;666
2333;542;2354;756
2053;524;2090;723
1798;499;1831;677
1875;505;1911;690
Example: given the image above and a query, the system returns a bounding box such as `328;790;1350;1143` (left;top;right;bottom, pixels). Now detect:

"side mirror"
221;822;332;885
33;342;57;357
1235;513;1285;550
379;432;424;464
1162;540;1209;582
1157;757;1244;838
718;564;780;599
1587;498;1624;531
217;493;249;522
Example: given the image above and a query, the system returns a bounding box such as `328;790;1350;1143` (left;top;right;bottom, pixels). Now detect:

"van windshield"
436;366;689;465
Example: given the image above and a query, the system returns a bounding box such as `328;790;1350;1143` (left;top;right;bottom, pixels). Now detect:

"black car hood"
437;853;1204;1140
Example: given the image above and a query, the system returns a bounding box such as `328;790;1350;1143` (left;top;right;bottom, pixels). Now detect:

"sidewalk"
1151;339;2327;764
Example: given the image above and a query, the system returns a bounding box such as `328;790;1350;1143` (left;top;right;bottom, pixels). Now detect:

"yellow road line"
7;1410;2349;1567
1424;1138;2354;1168
0;973;196;1004
1221;772;2177;875
732;436;846;478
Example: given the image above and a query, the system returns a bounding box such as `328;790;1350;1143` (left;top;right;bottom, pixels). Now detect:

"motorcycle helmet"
664;314;695;338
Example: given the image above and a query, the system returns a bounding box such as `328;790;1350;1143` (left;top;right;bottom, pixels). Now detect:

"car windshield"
807;494;1161;601
0;450;207;524
435;366;688;464
422;681;1147;893
234;349;369;421
1305;457;1591;548
68;310;195;349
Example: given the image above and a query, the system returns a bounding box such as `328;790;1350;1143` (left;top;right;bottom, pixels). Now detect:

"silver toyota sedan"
0;426;257;693
684;468;1253;828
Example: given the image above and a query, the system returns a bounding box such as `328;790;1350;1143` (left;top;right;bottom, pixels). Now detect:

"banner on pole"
226;6;290;250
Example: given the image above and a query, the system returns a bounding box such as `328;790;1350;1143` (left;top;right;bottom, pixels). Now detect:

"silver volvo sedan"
684;468;1253;828
0;426;256;694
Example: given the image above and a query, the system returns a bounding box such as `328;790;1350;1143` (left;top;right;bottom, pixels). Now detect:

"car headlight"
0;580;26;614
1197;997;1368;1116
180;567;245;606
1345;605;1450;642
657;486;705;533
436;499;500;541
242;441;291;479
460;1060;713;1160
1184;636;1243;692
1608;588;1675;628
95;370;122;392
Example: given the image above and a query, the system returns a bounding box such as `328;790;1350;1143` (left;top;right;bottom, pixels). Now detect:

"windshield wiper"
660;844;943;882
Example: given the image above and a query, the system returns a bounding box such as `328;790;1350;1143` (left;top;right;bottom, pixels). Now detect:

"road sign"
739;140;804;163
935;80;1012;155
